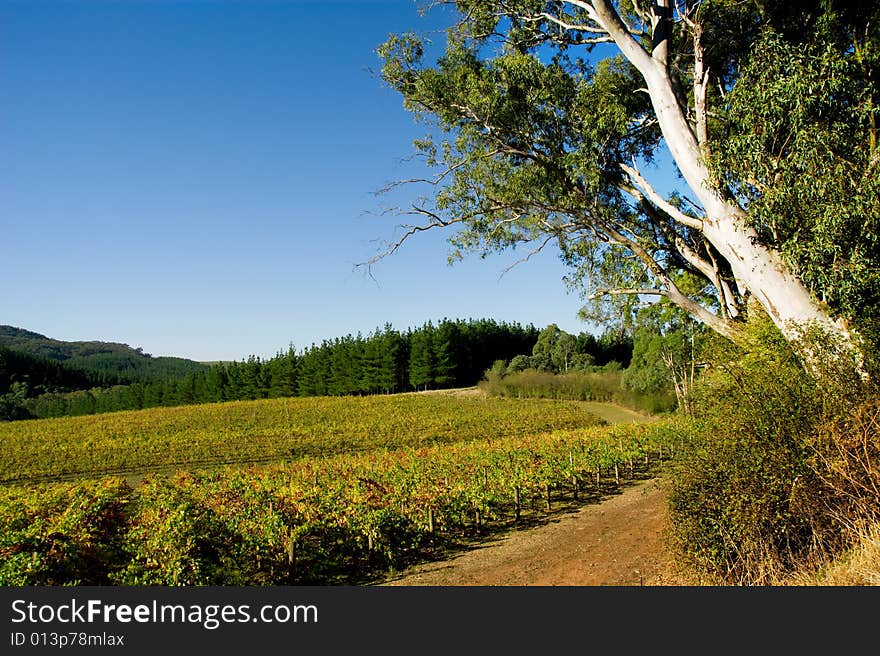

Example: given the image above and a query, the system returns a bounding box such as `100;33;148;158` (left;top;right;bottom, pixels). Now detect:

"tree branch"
587;0;654;74
522;12;607;36
588;287;664;299
375;149;505;195
499;234;556;279
651;0;672;67
705;244;742;319
620;162;704;230
594;217;741;340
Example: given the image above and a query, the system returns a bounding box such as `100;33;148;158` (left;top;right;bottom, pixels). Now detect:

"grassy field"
0;393;605;484
578;401;655;424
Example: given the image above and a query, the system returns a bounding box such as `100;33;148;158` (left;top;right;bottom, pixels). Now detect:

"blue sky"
2;0;624;362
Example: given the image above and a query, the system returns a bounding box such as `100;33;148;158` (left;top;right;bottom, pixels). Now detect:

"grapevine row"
0;394;602;484
0;417;700;585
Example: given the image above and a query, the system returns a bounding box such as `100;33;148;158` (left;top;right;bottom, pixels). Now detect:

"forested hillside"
1;318;573;420
0;348;128;420
0;325;208;382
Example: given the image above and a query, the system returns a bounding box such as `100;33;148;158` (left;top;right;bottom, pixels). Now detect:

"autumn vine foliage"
0;420;688;585
0;394;602;484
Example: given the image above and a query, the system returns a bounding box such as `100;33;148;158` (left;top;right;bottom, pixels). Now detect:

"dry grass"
653;521;880;587
782;523;880;586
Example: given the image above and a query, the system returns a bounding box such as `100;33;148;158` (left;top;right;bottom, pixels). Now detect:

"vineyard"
0;393;603;484
0;416;700;585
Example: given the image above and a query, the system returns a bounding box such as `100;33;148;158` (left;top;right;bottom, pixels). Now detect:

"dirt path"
382;477;679;586
378;397;676;587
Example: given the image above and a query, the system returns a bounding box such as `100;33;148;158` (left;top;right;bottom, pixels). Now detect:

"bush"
797;398;880;551
665;315;877;583
479;367;676;414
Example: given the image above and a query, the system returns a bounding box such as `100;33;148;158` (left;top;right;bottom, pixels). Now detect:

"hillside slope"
0;325;208;382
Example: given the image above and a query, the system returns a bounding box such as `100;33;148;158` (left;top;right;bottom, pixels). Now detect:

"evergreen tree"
408;323;435;390
143;382;163;408
433;320;458;388
268;346;298;398
359;332;382;394
377;325;405;394
205;365;228;402
239;356;264;400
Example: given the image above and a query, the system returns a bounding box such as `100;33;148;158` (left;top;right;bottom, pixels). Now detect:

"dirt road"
379;397;680;586
381;477;679;586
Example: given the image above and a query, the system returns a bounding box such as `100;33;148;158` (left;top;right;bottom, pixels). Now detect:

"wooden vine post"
513;486;521;522
286;528;297;582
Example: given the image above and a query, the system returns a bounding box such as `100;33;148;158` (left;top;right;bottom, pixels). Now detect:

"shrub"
797;398;880;552
479;368;676;414
665;314;877;584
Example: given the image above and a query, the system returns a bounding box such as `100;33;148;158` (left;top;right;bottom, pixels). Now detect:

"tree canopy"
3;318;540;421
376;0;879;372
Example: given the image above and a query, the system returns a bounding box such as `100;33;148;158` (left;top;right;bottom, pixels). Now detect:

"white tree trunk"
588;0;859;355
641;64;853;347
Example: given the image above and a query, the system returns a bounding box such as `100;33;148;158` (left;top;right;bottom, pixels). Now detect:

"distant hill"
0;346;121;394
0;325;209;383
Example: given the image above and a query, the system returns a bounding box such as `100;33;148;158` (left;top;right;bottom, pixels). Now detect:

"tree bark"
590;0;861;362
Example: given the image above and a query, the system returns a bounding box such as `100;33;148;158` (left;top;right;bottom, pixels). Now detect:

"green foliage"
492;324;632;376
0;382;31;421
480;322;668;410
377;3;750;337
377;1;879;370
532;324;578;373
800;397;880;547
407;323;436;390
0;325;209;384
483;368;621;402
7;318;539;421
0;346;128;419
0;479;131;585
708;9;880;337
665;313;875;583
378;24;660;300
481;368;675;414
623;332;675;397
622;303;714;412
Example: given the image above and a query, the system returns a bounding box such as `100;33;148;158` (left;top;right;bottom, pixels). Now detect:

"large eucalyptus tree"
374;0;879;371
